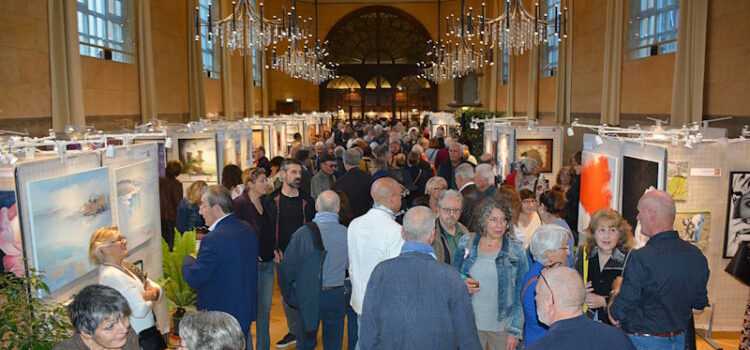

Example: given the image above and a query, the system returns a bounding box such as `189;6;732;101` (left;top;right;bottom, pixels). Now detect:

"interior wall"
151;0;189;122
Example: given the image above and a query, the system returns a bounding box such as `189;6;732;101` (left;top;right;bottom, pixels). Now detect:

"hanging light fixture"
193;0;336;85
420;0;567;83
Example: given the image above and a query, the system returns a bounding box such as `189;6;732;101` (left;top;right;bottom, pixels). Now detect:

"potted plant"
0;268;73;349
160;229;197;335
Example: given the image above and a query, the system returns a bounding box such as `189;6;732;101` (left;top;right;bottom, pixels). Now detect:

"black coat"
256;156;271;176
332;167;374;219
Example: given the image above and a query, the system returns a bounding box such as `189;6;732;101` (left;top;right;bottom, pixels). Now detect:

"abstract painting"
578;152;618;233
0;191;23;277
724;171;750;258
621;156;660;231
497;131;515;180
178;138;218;182
114;160;159;250
674;211;710;252
667;160;689;201
516;139;554;173
26;167;112;292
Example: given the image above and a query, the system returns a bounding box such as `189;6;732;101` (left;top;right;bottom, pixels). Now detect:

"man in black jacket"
264;158;316;348
455;163;483;229
253;145;271;175
332;148;373;220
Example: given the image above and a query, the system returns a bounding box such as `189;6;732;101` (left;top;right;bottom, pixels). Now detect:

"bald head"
316;190;340;213
403;206;436;243
371;177;402;213
637;190;676;237
535;266;585;325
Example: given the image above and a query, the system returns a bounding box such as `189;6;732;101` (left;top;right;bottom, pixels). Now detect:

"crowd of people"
56;119;710;350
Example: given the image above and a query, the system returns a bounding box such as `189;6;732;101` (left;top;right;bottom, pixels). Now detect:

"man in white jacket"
348;177;405;346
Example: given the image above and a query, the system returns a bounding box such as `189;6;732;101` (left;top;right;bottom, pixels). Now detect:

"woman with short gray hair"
54;284;139;350
179;311;246;350
452;198;529;350
521;224;571;347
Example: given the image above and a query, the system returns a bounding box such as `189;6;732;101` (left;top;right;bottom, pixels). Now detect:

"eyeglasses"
440;207;462;214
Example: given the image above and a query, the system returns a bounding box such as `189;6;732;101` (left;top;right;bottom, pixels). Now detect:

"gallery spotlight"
594;135;604;146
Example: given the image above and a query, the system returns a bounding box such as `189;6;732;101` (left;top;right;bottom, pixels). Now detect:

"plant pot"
171;307;186;336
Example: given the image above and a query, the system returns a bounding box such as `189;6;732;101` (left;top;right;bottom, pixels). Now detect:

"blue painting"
114;160;159;250
26;167;112;292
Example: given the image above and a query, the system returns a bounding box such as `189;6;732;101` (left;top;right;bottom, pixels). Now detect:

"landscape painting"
516;139;554;173
578;152;619;233
178;138;218;182
26;167;112;292
114;160;159;250
674;211;710;252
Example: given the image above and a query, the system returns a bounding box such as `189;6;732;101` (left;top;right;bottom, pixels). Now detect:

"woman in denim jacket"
453;197;529;350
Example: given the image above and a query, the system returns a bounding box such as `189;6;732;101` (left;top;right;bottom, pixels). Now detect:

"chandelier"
193;0;336;85
419;0;567;84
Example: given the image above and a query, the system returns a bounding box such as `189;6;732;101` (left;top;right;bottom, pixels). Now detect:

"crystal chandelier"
419;0;567;84
193;0;336;85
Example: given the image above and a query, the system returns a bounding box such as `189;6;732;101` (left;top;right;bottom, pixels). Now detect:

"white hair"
403;206;436;242
437;190;463;208
454;163;475;181
529;225;568;265
316;190;340;213
180;311;246;350
411;144;424;154
475;164;495;182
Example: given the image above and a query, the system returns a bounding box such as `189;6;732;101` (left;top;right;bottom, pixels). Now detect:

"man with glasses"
432;190;469;264
348;177;405;349
311;153;338;199
609;190;709;350
528;266;634;350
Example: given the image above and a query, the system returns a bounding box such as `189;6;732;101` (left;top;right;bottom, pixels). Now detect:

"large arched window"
320;7;437;120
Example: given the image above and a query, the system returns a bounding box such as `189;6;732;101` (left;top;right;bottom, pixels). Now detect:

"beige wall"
1;0;749;135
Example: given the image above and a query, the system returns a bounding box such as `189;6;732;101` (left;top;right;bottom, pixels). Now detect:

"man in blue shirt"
528;266;634;350
360;206;482;350
609;190;710;350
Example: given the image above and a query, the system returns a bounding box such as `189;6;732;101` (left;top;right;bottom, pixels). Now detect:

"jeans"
345;279;358;350
245;329;255;350
627;332;685;350
276;264;299;337
295;287;347;350
256;261;275;350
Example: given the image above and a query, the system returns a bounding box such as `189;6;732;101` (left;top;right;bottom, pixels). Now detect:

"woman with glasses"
521;225;571;348
517;189;542;247
89;227;165;350
574;208;633;325
55;284;140;350
452;198;529;350
537;187;575;267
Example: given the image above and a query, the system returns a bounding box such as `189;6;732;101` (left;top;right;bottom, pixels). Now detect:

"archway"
319;6;437;120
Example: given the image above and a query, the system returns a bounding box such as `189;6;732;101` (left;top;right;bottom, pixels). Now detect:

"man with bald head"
279;190;349;350
360;206;481;350
609;190;709;350
528;266;634;350
347;178;405;347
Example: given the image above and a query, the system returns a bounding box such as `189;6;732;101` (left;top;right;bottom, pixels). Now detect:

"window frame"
540;0;559;78
200;0;221;79
77;0;135;64
626;0;679;60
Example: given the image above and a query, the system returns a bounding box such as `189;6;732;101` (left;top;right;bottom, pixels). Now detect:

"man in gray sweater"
360;206;482;350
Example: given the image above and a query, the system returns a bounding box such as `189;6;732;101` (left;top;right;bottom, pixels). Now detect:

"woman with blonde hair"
176;180;207;235
89;227;165;350
412;176;448;214
574;208;633;325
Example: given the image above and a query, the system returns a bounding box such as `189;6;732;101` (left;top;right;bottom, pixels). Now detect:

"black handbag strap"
307;222;325;252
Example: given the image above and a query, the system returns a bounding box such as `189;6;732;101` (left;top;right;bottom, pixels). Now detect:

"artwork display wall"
25;167;112;293
114;160;159;251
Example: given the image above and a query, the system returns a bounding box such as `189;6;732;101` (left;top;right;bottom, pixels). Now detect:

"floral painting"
26;167;112;292
114;160;159;250
0;191;23;277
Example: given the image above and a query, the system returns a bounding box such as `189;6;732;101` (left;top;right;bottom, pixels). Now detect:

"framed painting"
26;167;112;292
675;211;710;252
516;139;554;173
578;152;619;233
724;171;750;258
621;156;660;231
114;160;160;251
0;191;23;277
667;160;689;201
177;137;218;183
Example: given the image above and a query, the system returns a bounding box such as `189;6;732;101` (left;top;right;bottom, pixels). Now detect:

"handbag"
726;242;750;287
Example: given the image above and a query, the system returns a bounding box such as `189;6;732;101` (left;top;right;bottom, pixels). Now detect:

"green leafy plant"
0;268;74;349
159;229;197;321
453;108;505;158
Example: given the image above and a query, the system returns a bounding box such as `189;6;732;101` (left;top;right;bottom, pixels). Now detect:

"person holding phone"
89;226;165;350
